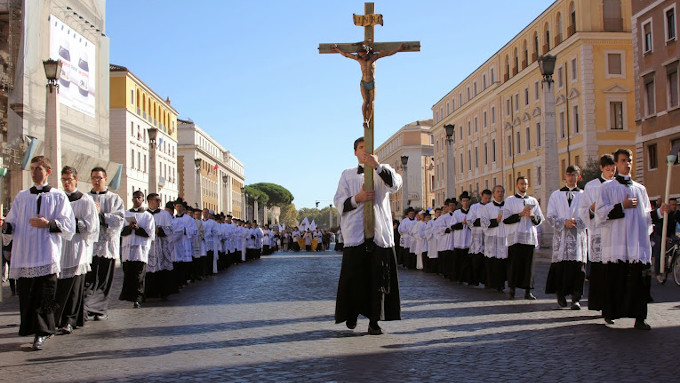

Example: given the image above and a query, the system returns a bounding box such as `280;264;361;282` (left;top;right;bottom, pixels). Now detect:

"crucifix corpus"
319;2;420;237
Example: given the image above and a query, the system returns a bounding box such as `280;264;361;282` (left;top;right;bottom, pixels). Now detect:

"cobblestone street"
1;250;679;382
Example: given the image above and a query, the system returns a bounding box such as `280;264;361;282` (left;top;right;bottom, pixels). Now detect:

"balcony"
531;52;538;62
567;24;575;36
522;60;528;70
512;66;518;76
554;34;562;46
504;72;510;82
542;43;550;54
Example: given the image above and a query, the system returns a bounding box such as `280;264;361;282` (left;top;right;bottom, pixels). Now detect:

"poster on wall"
49;15;96;117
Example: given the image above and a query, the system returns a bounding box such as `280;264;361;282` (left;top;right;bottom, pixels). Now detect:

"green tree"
248;183;294;206
279;203;298;227
297;206;338;229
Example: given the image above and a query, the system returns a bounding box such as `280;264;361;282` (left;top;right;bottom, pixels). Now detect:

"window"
514;94;519;112
474;117;478;133
571;58;577;81
537;166;542;185
607;53;622;75
560;111;566;137
468;121;471;136
575;155;580;167
507;135;512;156
668;64;679;108
138;152;141;171
483;74;487;89
491;106;496;124
643;20;653;53
644;75;656;116
475;147;479;168
460;153;464;174
573;105;580;133
667;7;677;41
484;142;488;165
534;80;540;101
490;68;495;83
492;139;496;162
130;122;134;136
648;144;658;169
143;154;147;173
506;98;511;116
557;66;564;88
467;87;471;101
468;150;472;170
524;87;529;106
527;169;532;185
536;122;542;146
561;159;567;175
130;89;134;105
526;127;531;152
610;101;624;130
474;82;478;96
516;131;521;154
130;149;135;168
483;111;488;128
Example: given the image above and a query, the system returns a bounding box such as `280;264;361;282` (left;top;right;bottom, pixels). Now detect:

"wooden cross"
319;2;419;238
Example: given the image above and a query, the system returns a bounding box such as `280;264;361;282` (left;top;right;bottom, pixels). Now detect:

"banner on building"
49;15;96;117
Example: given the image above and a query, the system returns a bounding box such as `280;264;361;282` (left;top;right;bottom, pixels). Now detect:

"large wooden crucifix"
319;2;420;238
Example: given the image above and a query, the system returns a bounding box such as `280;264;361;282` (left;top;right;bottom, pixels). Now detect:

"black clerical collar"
598;176;607;183
357;165;364;174
615;175;633;186
493;200;504;207
176;214;185;218
461;208;469;214
67;190;83;202
408;217;415;221
515;193;528;199
130;207;145;213
449;212;453;216
560;186;581;192
30;185;52;194
90;189;109;195
149;208;162;215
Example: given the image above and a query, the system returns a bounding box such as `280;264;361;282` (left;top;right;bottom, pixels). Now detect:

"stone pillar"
446;137;455;199
540;76;560;246
45;83;61;187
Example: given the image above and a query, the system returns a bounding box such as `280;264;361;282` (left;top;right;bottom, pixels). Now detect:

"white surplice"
60;191;99;279
121;209;155;263
546;188;587;263
503;194;544;247
90;190;125;259
467;202;486;254
481;200;508;259
577;177;610;263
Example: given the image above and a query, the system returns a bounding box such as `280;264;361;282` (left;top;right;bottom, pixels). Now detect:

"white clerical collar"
67;188;78;196
34;183;49;190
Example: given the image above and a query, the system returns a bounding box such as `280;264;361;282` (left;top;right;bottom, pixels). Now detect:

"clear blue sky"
106;0;555;210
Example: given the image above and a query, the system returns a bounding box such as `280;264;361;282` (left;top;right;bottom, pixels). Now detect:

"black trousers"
55;274;85;328
603;261;651;320
84;256;116;316
507;244;535;290
18;273;58;336
119;261;146;303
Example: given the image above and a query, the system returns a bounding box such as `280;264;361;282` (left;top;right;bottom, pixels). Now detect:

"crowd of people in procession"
3;148;678;350
394;148;678;331
0;157;282;351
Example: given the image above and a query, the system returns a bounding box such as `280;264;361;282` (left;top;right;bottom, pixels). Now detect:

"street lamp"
222;175;228;214
538;54;556;82
401;155;409;215
43;59;63;187
194;158;202;209
444;124;456;202
148;128;158;193
538;54;559;246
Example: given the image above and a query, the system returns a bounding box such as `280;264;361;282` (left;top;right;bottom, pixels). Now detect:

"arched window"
556;12;563;44
533;31;540;61
569;2;576;35
505;55;510;80
544;22;551;53
522;40;528;68
513;48;519;74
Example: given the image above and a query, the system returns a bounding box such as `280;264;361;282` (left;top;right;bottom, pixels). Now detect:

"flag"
300;217;310;231
310;220;317;230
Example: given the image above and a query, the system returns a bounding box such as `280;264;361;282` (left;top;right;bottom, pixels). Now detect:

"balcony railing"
567;24;575;36
554;34;562;46
504;72;510;82
542;43;550;54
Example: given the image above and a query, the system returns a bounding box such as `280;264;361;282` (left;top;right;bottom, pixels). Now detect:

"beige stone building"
375;119;434;218
432;0;637;209
632;0;680;202
177;118;245;217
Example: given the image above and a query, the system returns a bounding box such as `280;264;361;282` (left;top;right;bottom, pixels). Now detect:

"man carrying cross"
331;43;406;125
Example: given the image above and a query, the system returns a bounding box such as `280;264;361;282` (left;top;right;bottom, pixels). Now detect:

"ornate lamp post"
401;155;409;216
43;59;62;187
194;158;202;209
444;124;455;200
148;127;159;193
538;54;558;245
222;174;228;214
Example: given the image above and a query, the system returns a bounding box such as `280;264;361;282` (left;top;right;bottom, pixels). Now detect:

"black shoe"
346;317;357;330
604;317;615;325
133;301;141;309
557;294;567;307
634;319;651;330
367;324;383;335
525;291;537;300
32;335;50;350
84;312;96;321
570;301;581;310
95;314;109;321
508;288;515;299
